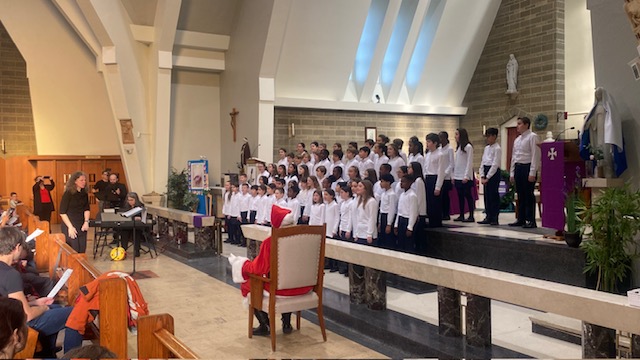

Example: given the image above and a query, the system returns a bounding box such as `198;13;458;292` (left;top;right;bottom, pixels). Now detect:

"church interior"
1;0;640;358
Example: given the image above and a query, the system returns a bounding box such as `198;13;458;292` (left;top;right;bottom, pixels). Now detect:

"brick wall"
0;21;37;156
461;0;565;165
273;107;459;162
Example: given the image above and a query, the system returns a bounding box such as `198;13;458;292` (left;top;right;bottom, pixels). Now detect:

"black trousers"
36;202;54;222
483;165;501;221
425;175;442;227
441;180;452;219
62;222;87;253
396;216;415;253
249;210;257;224
455;179;474;218
378;212;393;249
514;163;536;223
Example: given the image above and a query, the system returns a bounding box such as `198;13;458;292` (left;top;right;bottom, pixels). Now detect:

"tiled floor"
79;203;581;359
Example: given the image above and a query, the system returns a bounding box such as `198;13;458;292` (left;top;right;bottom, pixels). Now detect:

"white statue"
582;87;623;178
506;54;518;94
543;131;555;143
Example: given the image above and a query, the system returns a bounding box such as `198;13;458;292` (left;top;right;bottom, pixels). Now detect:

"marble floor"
78;203;581;359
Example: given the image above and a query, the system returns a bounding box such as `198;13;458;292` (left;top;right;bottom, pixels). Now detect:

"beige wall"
274;108;459;162
0;0;118;156
170;70;222;185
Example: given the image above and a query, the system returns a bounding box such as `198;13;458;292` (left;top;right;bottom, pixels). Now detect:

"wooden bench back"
137;314;198;359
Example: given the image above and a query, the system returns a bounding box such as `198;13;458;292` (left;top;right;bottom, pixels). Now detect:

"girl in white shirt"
408;161;427;252
453;128;475;222
308;190;325;226
386;143;406;182
324;189;340;239
286;186;301;224
353;179;379;246
297;179;309;224
274;188;287;207
336;184;354;275
302;176;322;223
264;184;276;225
378;173;398;249
285;163;299;190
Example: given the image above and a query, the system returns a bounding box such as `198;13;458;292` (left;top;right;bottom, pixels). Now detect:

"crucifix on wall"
229;107;239;142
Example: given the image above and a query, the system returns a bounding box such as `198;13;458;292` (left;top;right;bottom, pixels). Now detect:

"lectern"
540;141;584;231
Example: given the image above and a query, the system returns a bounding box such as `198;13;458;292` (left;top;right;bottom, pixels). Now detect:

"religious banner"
188;159;209;215
541;142;565;231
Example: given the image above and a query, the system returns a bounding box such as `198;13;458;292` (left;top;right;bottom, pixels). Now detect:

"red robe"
240;236;313;297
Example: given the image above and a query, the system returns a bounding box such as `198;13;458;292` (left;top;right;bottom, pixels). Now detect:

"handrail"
242;224;640;335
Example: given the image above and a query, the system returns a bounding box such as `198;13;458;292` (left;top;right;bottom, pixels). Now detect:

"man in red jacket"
230;205;311;336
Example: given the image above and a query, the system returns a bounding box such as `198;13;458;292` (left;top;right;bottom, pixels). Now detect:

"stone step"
530;313;581;345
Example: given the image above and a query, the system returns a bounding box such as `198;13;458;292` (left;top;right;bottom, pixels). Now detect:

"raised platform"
424;224;587;287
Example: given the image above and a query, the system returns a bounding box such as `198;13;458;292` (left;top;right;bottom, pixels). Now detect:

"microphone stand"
554;127;576;142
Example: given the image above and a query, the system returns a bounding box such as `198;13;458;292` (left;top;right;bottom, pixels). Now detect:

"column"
466;293;491;347
437;286;461;336
364;268;386;310
348;264;365;304
582;322;616;358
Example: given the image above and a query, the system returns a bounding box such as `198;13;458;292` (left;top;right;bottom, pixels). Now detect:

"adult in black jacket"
105;173;127;209
32;176;55;222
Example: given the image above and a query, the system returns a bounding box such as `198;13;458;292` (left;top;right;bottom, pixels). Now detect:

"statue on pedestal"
579;87;627;178
506;54;519;95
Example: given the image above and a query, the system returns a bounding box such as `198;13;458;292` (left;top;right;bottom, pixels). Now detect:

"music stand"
121;207;144;275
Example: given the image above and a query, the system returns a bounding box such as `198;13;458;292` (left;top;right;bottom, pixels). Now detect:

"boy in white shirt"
394;175;419;253
378;174;397;249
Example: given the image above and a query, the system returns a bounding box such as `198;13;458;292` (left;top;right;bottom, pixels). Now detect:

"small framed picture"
365;127;377;142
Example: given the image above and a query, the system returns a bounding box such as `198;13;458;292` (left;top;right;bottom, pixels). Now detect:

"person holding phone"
32;175;55;223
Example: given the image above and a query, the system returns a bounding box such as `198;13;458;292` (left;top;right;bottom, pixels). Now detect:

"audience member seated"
61;344;117;359
116;192;146;257
0;207;19;228
9;192;21;209
0;227;83;357
15;243;54;298
0;297;28;360
229;205;310;336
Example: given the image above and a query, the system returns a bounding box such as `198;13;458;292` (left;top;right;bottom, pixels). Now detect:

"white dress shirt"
379;187;398;226
411;176;427;216
308;203;325;226
424;149;446;191
440;144;455;180
408;153;424;166
339;197;354;233
285;197;300;224
374;154;389;177
395;188;419;231
480;143;502;179
453;144;474;181
352;196;379;240
387;156;406;182
358;158;374;178
324;201;340;237
510;129;541;177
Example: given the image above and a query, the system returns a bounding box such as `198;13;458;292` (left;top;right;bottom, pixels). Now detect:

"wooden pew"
137;314;198;359
14;327;39;359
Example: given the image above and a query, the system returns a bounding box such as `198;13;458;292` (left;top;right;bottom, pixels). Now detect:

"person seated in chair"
0;227;83;357
116;192;146;257
229;205;313;336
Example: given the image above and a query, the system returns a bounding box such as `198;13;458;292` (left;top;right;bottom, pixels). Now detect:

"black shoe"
509;221;525;227
442;216;451;220
329;268;338;273
223;240;232;243
282;313;293;334
252;324;270;336
523;222;537;229
477;218;491;224
462;218;475;223
453;216;464;222
490;220;499;226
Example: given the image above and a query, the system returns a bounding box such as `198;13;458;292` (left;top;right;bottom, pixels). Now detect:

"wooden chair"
247;224;327;351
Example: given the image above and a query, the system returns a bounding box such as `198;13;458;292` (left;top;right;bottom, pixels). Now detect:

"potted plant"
166;168;199;211
578;184;640;293
577;184;640;357
585;144;604;178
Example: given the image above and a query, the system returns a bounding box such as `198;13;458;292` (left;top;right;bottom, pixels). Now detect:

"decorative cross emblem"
548;147;557;160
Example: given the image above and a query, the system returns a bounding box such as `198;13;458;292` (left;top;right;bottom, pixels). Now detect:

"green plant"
499;170;515;210
564;167;583;234
166;168;199;211
578;185;640;293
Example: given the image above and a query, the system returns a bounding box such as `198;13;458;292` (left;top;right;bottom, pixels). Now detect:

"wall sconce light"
124;145;134;154
0;139;5;154
288;123;295;138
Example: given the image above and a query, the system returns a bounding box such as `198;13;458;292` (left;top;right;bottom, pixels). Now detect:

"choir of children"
224;130;502;255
